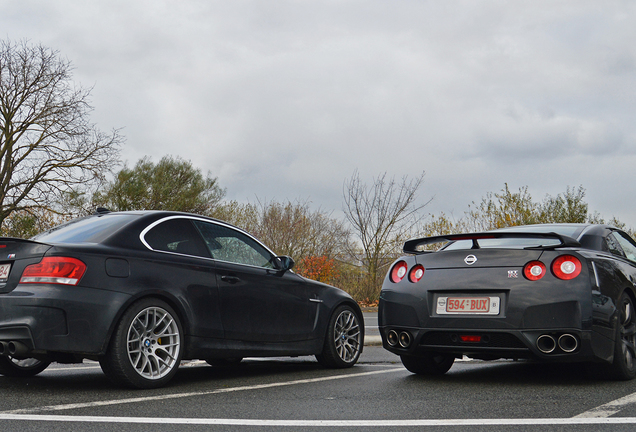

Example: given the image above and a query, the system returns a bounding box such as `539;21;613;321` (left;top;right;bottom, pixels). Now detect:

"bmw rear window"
32;214;139;243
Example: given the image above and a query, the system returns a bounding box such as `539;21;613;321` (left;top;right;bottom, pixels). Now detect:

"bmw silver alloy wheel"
127;306;181;380
333;309;362;363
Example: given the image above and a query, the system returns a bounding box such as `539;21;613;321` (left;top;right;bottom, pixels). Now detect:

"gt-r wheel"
100;298;183;389
608;293;636;380
316;305;363;368
400;353;455;375
0;357;50;377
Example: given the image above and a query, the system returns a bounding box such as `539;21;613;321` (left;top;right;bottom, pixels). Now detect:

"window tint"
33;214;139;243
443;237;562;251
610;232;636;262
495;225;585;238
193;221;274;268
605;233;625;258
144;218;210;258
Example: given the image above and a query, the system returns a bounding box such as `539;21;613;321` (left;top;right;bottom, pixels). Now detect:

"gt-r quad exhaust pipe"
398;331;412;348
536;335;556;354
387;330;399;347
0;341;9;356
558;334;578;353
536;334;579;354
386;330;412;348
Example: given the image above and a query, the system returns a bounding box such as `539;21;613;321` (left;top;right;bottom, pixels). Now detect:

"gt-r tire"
607;292;636;380
316;305;363;368
100;298;183;389
0;357;50;377
400;353;454;375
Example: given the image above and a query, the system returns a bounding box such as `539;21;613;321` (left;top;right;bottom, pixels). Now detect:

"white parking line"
0;414;636;426
574;391;636;418
12;362;636;426
2;368;404;415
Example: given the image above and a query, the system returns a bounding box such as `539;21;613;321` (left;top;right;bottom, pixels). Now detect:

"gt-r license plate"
0;263;10;282
436;296;500;315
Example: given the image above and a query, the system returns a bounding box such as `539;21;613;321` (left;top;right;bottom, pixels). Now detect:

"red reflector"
459;335;482;343
20;257;87;286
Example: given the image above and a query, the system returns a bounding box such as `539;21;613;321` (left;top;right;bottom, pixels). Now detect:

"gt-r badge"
508;270;518;278
464;255;477;265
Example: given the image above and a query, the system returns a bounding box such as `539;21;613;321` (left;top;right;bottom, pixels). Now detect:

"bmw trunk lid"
0;238;51;293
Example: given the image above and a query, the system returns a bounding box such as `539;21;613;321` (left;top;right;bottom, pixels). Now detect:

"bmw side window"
193;221;274;268
613;232;636;263
144;219;211;258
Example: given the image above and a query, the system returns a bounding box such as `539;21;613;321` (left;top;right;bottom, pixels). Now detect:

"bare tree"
214;198;351;261
0;39;121;226
252;199;351;260
343;170;429;299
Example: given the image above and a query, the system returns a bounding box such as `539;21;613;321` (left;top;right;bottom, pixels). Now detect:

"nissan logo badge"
464;255;477;265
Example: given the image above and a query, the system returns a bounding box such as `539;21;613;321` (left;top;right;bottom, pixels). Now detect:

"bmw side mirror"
276;256;295;271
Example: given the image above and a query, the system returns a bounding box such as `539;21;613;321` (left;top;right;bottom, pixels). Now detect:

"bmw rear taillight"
552;255;581;280
524;261;546;281
20;257;87;286
390;261;408;283
409;265;425;283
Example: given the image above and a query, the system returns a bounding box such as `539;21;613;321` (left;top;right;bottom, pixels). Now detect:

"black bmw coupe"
380;224;636;380
0;210;363;388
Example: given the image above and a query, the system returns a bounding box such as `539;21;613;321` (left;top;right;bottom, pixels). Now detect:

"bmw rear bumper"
0;284;131;356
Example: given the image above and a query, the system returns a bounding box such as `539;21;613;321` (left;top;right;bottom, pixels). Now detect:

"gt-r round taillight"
524;261;546;281
408;264;425;283
20;257;87;286
390;261;408;283
552;255;581;280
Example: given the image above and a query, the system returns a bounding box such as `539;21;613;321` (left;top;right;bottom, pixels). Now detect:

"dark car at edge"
0;210;363;388
379;224;636;380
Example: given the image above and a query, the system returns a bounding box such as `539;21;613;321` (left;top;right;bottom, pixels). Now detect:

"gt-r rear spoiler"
403;232;581;254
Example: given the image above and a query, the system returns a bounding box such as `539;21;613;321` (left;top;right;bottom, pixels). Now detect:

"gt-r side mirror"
275;255;295;272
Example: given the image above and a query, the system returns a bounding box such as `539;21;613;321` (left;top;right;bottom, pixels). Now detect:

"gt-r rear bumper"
379;295;616;364
379;326;608;362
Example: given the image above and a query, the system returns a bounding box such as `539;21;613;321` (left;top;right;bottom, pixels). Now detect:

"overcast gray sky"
3;1;636;227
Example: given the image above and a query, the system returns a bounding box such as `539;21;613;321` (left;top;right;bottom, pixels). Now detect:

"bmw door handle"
221;275;240;284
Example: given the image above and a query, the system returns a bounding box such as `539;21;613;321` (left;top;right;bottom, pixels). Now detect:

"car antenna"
94;207;111;215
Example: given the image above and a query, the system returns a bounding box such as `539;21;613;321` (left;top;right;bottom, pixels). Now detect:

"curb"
364;335;383;346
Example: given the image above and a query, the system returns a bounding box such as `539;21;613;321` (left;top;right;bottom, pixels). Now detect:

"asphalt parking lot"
1;310;636;431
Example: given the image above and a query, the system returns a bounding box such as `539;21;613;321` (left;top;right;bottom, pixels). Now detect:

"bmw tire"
100;298;183;389
316;305;363;368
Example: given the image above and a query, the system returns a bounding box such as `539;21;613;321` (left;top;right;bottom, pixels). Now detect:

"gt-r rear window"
32;214;140;243
440;224;587;251
495;225;585;238
442;237;562;251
